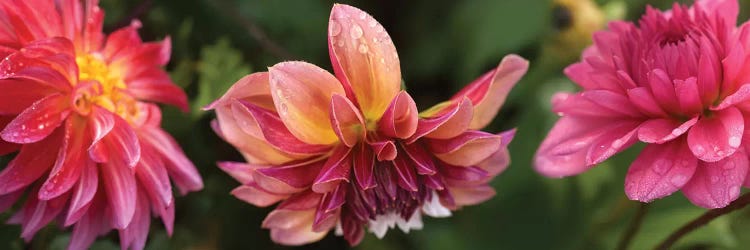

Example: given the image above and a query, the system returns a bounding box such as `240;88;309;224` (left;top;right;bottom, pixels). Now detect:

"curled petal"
402;142;437;175
89;113;141;167
447;185;495;207
625;139;698;202
368;138;397;161
236;100;331;154
269;61;344;145
451;55;528;129
312;146;352;193
687;107;744;162
328;4;401;121
408;98;473;143
627;87;668;117
426;130;502;167
682;148;749;208
330;94;365;147
378;91;418;139
352;143;375;190
393;156;418;191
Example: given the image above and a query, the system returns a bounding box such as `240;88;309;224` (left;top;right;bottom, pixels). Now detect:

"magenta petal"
648;69;680;112
135;145;173;207
312;146;352;193
237;100;331;154
88;106;115;145
127;70;189;112
682;148;749;208
1;93;69;144
625;140;697;202
426;130;502;167
585;123;639;165
352;143;375;190
402;142;437;175
638;117;698;144
368;138;397;161
553;90;642;118
674;77;703;115
102;159;137;229
0;130;60;195
407;98;472;143
118;191;151;250
0;79;56;115
255;159;325;191
140;128;203;194
18;191;69;241
64;160;98;226
38;118;89;200
687;106;744;162
392;156;418;191
69;199;108;250
378;91;418;139
713;83;750;110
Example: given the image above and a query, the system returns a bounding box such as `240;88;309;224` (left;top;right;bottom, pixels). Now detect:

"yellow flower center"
73;53;139;122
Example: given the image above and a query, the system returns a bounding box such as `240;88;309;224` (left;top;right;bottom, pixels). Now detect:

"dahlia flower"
0;0;203;249
535;0;750;208
207;4;528;246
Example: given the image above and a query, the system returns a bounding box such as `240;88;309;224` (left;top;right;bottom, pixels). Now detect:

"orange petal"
427;130;503;167
451;55;528;129
328;4;401;120
269;61;344;145
214;109;297;165
203;72;274;111
330;94;365;147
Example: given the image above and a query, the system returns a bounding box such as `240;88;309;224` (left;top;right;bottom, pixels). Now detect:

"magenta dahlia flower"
207;4;528;246
0;0;203;249
535;0;750;208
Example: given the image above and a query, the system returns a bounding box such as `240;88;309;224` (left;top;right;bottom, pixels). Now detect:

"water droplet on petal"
358;11;366;20
670;175;688;186
672;128;684;136
730;186;741;198
329;21;342;36
368;20;377;28
358;44;369;54
729;136;741;148
350;24;364;39
653;159;671;174
693;145;706;156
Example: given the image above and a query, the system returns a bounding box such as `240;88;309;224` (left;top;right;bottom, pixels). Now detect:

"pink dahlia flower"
0;0;203;249
535;0;750;208
207;4;528;246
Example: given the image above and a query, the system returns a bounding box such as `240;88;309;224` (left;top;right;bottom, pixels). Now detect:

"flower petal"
638;117;698;144
89;112;141;167
352;143;375;190
255;158;326;192
236;100;331;154
687;106;744;162
330;94;365;147
378;91;418;139
451;55;528;129
625;139;698;202
408;98;473;143
231;185;287;207
0;79;57;115
101;159;137;229
64;159;97;226
1;93;70;144
426;130;502;167
328;4;401;120
38;116;89;200
204;72;272;110
138;128;203;194
213;107;297;165
402;142;437;175
682;148;749;208
674;77;703;115
127;69;188;112
263;209;328;246
392;156;418;191
217;161;255;184
135;143;173;208
0;129;60;195
312;146;352;193
269;61;344;145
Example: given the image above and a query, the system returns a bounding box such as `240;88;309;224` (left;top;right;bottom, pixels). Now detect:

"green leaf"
191;37;252;118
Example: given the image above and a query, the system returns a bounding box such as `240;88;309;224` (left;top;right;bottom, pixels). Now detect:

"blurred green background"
4;0;750;249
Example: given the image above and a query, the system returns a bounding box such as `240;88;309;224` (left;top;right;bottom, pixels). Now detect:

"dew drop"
358;11;366;20
612;139;624;149
693;145;706;156
729;135;741;148
350;24;364;39
368;20;377;28
730;186;741;198
279;103;289;115
380;58;386;64
329;21;342;36
723;160;736;169
670;175;688;186
671;128;684;136
653;159;671;174
358;44;369;54
337;40;345;47
20;124;26;130
37;124;44;130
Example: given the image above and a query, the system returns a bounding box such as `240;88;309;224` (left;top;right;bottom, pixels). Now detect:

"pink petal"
368;137;397;161
627;87;668;117
328;4;401;121
17;191;69;241
352;143;375;190
638;117;698;144
378;91;418;139
648;69;680;112
408;98;472;143
138;128;203;194
1;93;70;144
0;129;60;195
268;61;344;145
447;185;495;207
64;159;97;226
330;94;365;147
682;148;749;208
713;83;750;111
263;209;327;246
451;54;529;129
687;106;744;162
535;116;640;177
101;160;137;229
585;121;639;165
426;130;503;167
203;72;271;110
38;117;89;200
127;69;188;112
118;191;151;250
237;100;331;154
88;106;114;145
213;106;297;165
402;142;437;175
231;185;287;207
674;77;703;115
312;146;352;193
625;139;698;202
135;144;173;207
476;144;511;178
217;161;255;184
553;90;642;118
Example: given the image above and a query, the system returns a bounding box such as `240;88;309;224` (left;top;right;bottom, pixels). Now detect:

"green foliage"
192;37;252;118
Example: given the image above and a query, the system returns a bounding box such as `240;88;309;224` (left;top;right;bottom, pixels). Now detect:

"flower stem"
616;202;650;250
654;193;750;250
